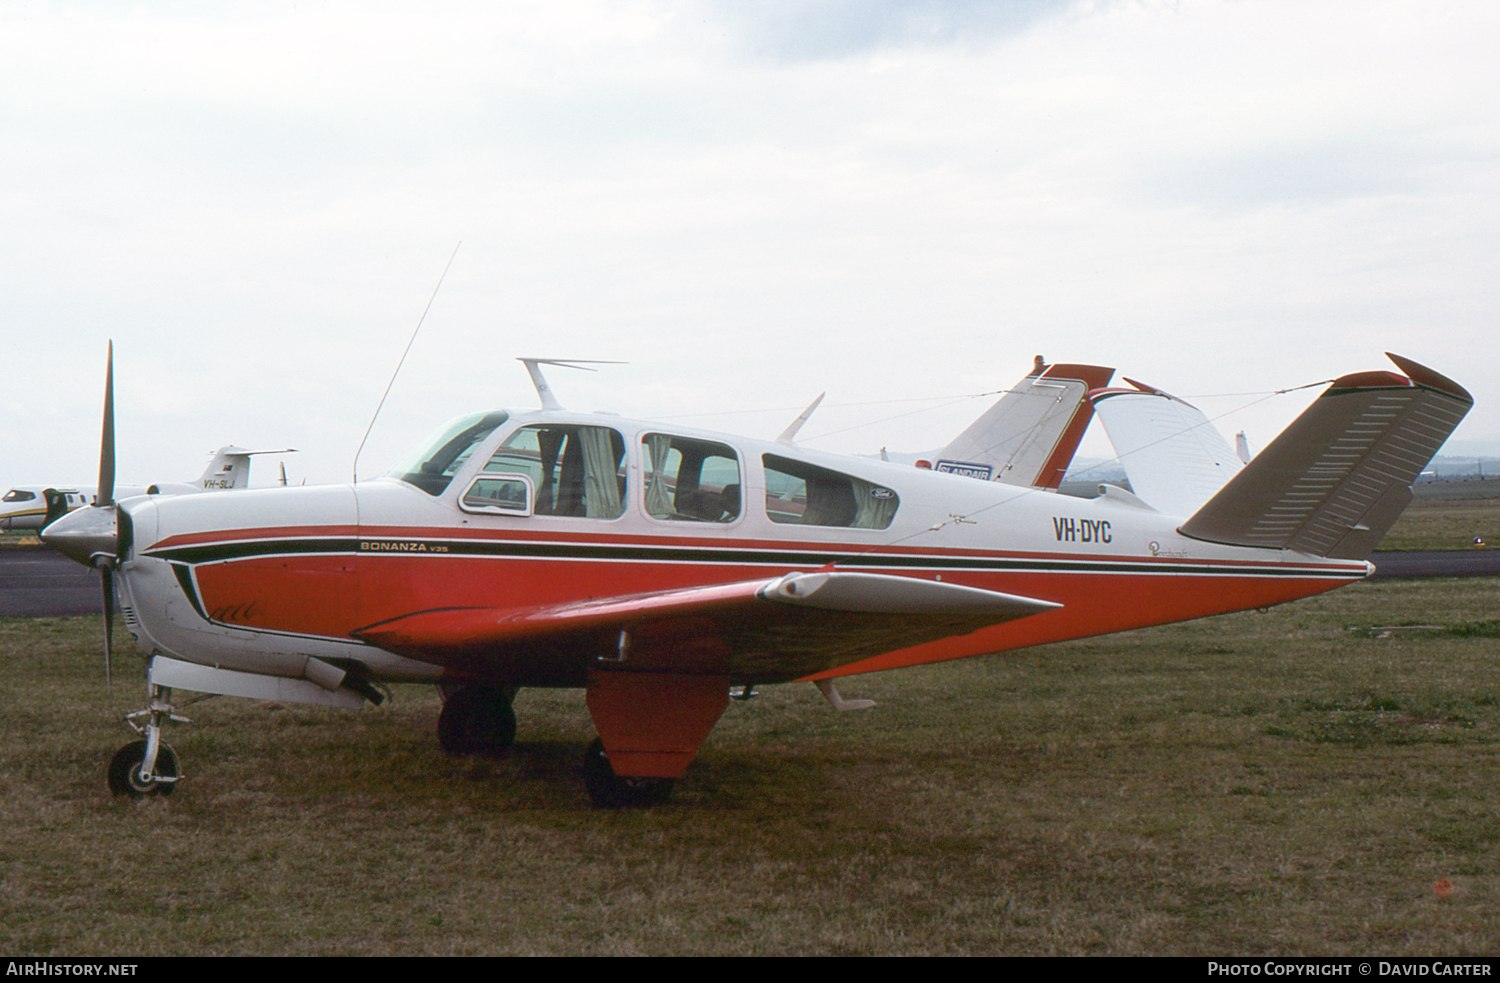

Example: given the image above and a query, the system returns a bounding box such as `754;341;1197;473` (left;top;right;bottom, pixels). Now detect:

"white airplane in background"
43;347;1470;808
0;446;295;531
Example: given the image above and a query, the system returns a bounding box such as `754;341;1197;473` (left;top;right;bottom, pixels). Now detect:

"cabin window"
2;490;35;503
484;425;626;519
460;474;534;516
387;411;510;496
763;454;899;529
641;434;741;523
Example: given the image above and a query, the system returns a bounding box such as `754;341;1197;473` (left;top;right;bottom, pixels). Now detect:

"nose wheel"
107;683;189;798
108;740;180;798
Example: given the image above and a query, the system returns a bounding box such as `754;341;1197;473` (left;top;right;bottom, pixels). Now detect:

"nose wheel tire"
107;740;179;798
583;737;675;809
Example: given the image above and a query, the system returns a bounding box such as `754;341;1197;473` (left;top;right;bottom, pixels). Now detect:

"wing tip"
1385;353;1473;404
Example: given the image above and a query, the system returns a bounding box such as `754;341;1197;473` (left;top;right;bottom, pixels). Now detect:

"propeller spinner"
40;342;122;684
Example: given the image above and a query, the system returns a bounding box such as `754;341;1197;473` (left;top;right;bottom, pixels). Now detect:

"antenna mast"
352;242;461;482
517;358;625;411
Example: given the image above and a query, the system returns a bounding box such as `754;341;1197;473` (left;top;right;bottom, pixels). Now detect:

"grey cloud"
697;0;1081;61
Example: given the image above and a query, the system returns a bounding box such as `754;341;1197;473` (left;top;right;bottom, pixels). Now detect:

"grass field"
1379;480;1500;551
3;572;1500;956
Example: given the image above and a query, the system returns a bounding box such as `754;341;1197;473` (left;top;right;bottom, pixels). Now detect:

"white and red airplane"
1;446;294;531
43;348;1471;807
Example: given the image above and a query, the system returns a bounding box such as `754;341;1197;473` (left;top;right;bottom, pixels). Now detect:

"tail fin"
1089;380;1244;517
934;358;1114;489
197;446;253;489
1179;354;1471;559
195;446;298;490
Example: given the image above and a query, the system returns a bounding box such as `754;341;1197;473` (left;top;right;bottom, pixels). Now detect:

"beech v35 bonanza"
43;349;1471;807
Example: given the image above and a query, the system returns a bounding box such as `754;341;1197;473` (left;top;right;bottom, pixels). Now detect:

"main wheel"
107;740;179;798
437;687;517;758
583;737;675;808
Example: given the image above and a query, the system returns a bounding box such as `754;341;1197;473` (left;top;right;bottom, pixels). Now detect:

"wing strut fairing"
1179;354;1472;559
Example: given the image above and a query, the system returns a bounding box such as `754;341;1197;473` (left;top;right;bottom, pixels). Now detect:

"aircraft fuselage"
110;407;1367;690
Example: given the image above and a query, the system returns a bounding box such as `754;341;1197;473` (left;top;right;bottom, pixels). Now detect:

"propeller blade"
39;343;124;689
98;341;115;508
100;566;113;687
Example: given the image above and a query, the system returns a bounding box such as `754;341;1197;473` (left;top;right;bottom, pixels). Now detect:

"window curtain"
643;434;673;518
580;427;623;519
536;429;564;515
850;479;899;529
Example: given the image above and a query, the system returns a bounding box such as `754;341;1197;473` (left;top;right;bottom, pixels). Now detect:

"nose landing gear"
107;684;188;798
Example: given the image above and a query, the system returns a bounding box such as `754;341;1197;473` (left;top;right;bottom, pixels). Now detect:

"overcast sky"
3;0;1497;489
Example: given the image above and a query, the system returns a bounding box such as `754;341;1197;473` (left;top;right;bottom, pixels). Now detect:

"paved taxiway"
0;547;108;617
0;545;1496;619
1368;550;1500;579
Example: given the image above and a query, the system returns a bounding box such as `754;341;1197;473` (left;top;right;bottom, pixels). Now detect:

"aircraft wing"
352;571;1060;684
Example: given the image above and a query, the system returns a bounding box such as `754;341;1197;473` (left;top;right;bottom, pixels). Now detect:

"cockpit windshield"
386;411;510;496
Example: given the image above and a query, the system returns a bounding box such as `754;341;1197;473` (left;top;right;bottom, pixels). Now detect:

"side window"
763;454;899;529
642;434;742;523
460;474;534;516
483;425;626;519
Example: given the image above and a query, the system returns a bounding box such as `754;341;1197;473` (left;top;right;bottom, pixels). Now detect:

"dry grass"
1381;480;1500;550
3;574;1500;956
1380;503;1500;551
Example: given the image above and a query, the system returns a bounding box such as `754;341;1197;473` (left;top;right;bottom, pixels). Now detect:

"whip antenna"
353;241;461;482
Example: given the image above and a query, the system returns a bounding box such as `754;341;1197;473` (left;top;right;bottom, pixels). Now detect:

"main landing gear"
437;685;518;758
583;737;674;809
107;684;189;798
436;685;679;808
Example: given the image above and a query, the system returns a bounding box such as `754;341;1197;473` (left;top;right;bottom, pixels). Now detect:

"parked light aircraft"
1;446;293;531
43;347;1471;807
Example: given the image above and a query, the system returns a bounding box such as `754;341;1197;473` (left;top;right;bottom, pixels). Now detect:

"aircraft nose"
40;505;119;568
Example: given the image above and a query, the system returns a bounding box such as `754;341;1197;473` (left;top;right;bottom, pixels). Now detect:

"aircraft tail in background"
934;357;1114;489
147;446;297;495
1179;354;1472;560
